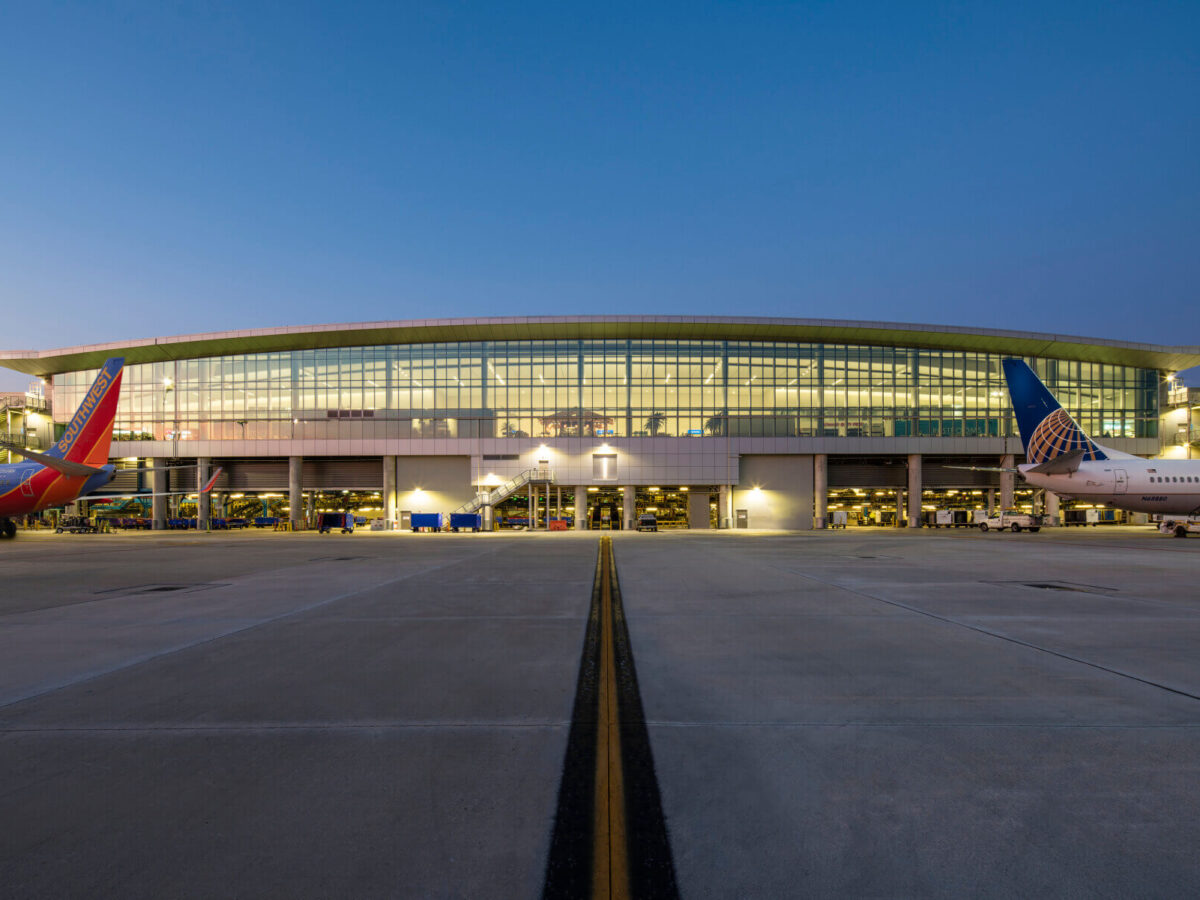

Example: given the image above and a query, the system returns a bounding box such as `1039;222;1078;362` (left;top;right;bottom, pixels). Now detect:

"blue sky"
1;1;1197;389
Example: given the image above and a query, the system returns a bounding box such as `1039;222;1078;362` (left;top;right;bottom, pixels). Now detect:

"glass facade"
53;340;1160;442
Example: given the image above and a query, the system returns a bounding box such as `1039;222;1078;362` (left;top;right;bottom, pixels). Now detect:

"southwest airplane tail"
46;356;125;468
0;359;124;536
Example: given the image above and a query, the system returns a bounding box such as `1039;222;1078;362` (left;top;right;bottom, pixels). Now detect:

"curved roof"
2;316;1199;375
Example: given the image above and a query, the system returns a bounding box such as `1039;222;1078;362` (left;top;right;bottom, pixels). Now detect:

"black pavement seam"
608;541;680;899
542;544;603;899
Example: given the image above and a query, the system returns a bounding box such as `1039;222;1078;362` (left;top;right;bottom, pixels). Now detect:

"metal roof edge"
1;316;1198;375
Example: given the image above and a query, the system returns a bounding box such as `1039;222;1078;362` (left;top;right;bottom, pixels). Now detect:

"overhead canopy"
3;316;1199;375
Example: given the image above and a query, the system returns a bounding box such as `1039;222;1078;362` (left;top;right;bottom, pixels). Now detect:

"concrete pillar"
687;490;710;529
151;457;168;530
556;486;562;524
1000;454;1015;510
1045;490;1060;526
196;457;211;531
895;490;905;527
987;489;996;516
574;485;587;530
527;485;534;529
718;485;731;528
383;455;397;524
813;454;827;529
623;486;636;531
289;456;304;530
907;453;922;528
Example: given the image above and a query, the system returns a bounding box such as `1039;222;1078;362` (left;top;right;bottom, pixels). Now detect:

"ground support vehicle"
56;516;98;534
318;512;354;534
636;513;658;532
1063;509;1124;527
977;511;1042;533
1160;516;1200;538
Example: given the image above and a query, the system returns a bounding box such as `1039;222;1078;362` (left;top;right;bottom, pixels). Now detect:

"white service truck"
975;510;1042;533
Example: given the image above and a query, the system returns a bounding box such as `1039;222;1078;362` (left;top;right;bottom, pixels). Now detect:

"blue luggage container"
450;513;482;532
411;513;444;532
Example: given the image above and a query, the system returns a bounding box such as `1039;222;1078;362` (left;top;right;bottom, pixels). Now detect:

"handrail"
451;468;556;515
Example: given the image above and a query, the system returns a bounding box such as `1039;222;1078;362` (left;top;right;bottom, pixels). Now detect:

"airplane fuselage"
0;460;115;517
1021;459;1200;516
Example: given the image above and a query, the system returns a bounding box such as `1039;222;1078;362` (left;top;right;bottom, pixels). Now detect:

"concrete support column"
895;490;905;527
288;456;304;530
574;485;587;530
987;489;996;516
528;485;534;529
622;486;636;531
556;486;562;524
151;457;168;530
1000;454;1015;510
813;454;827;529
687;490;710;529
196;457;211;531
1045;490;1060;526
907;453;922;528
383;455;397;524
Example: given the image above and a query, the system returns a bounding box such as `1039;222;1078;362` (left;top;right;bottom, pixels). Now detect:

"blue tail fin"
1001;359;1106;463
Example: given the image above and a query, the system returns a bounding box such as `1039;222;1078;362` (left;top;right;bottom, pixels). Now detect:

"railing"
452;468;556;515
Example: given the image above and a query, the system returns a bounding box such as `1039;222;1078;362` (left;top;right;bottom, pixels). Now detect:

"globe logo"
1027;408;1093;463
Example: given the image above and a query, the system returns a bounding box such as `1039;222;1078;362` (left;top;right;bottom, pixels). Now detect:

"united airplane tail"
1001;358;1109;464
44;358;125;468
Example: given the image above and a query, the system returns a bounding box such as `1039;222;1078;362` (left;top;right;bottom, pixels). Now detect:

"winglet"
202;467;223;493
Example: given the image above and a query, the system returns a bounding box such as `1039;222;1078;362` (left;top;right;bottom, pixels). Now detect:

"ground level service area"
1;527;1198;897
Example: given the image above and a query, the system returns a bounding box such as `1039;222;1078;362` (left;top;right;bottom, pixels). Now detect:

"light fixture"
679;486;688;492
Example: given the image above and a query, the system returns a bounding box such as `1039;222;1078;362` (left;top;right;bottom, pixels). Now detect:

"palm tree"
704;411;727;436
644;411;667;436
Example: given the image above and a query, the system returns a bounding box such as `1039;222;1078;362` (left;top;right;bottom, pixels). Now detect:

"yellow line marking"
593;537;630;900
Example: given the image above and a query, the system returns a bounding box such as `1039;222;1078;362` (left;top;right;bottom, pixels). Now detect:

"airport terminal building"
3;316;1198;530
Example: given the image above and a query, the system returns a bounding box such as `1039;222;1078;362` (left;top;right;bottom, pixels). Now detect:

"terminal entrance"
585;488;622;530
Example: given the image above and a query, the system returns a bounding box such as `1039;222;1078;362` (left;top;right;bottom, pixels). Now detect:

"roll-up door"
828;457;907;488
213;460;290;490
306;458;384;489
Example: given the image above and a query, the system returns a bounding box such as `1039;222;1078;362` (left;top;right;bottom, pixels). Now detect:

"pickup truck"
977;511;1042;533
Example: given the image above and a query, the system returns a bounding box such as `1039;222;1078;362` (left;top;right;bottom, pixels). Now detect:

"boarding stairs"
452;467;556;516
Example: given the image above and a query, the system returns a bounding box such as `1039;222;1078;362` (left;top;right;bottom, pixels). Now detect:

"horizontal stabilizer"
943;465;1021;474
0;441;106;477
1027;447;1086;475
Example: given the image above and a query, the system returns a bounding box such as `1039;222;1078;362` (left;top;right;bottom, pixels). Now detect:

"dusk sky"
2;1;1197;389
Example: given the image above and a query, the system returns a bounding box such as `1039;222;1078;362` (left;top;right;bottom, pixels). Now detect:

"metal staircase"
452;468;555;516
